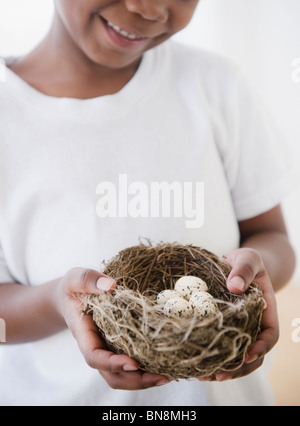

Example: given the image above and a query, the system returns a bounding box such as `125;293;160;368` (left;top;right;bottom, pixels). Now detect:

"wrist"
0;279;67;344
46;277;68;329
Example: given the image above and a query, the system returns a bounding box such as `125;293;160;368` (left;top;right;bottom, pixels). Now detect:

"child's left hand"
199;247;279;382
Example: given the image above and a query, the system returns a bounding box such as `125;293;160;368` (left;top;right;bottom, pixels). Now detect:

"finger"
245;316;279;364
65;267;116;295
197;376;213;382
245;275;279;364
72;307;171;389
69;310;140;373
227;262;260;294
76;315;170;388
225;249;263;294
215;356;264;381
100;370;170;391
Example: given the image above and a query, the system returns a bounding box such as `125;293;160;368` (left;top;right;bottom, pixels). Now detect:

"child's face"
54;0;199;69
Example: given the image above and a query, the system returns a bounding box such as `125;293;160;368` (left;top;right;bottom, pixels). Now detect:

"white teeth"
106;20;143;40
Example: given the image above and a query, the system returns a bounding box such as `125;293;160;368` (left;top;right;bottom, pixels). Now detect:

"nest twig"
83;241;265;379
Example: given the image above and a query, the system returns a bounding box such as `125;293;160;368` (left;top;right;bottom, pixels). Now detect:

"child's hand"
55;268;170;390
199;248;279;382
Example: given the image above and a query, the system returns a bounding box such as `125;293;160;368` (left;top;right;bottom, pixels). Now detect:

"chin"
83;46;143;71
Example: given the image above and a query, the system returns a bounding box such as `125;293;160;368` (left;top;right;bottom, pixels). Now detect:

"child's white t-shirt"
0;40;294;406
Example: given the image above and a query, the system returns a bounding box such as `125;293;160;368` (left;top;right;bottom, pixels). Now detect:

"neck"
11;14;142;99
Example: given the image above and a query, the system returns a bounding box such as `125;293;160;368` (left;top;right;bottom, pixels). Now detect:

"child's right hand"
54;267;170;390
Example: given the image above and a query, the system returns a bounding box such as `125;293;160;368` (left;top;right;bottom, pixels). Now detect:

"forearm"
0;280;66;344
240;231;296;292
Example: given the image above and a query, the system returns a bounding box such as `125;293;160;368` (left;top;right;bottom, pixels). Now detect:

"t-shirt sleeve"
222;70;297;221
0;241;15;284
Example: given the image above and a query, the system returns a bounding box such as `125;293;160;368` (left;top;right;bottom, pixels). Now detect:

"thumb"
227;275;247;294
225;249;263;294
96;275;116;293
64;267;116;294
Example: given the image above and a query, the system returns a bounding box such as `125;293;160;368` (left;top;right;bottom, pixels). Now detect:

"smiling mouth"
100;16;149;41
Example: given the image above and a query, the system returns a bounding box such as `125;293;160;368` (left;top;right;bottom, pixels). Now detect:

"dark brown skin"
10;0;199;98
1;0;296;389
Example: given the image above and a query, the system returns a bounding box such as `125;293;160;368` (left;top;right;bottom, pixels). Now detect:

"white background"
1;0;300;283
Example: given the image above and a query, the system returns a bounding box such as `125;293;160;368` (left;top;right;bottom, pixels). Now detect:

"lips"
106;20;146;41
99;15;150;50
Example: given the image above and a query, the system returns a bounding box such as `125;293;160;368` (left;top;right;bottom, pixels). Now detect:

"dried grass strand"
83;241;264;379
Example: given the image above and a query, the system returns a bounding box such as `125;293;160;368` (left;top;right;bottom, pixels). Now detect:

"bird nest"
83;241;265;380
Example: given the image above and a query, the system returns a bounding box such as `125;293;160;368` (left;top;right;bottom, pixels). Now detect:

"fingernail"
263;299;268;310
96;277;115;292
123;364;139;372
229;276;246;292
156;379;170;386
245;354;259;364
216;373;229;382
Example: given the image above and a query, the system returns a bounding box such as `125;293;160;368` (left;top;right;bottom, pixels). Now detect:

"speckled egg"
156;289;180;305
189;292;218;318
174;276;208;300
163;297;193;319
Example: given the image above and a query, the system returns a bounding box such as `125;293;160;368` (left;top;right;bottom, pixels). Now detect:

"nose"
125;0;169;23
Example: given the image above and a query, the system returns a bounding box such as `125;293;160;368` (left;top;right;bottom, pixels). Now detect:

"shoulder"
0;56;27;102
165;40;241;81
0;59;10;104
155;40;246;111
0;56;16;91
157;40;244;104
